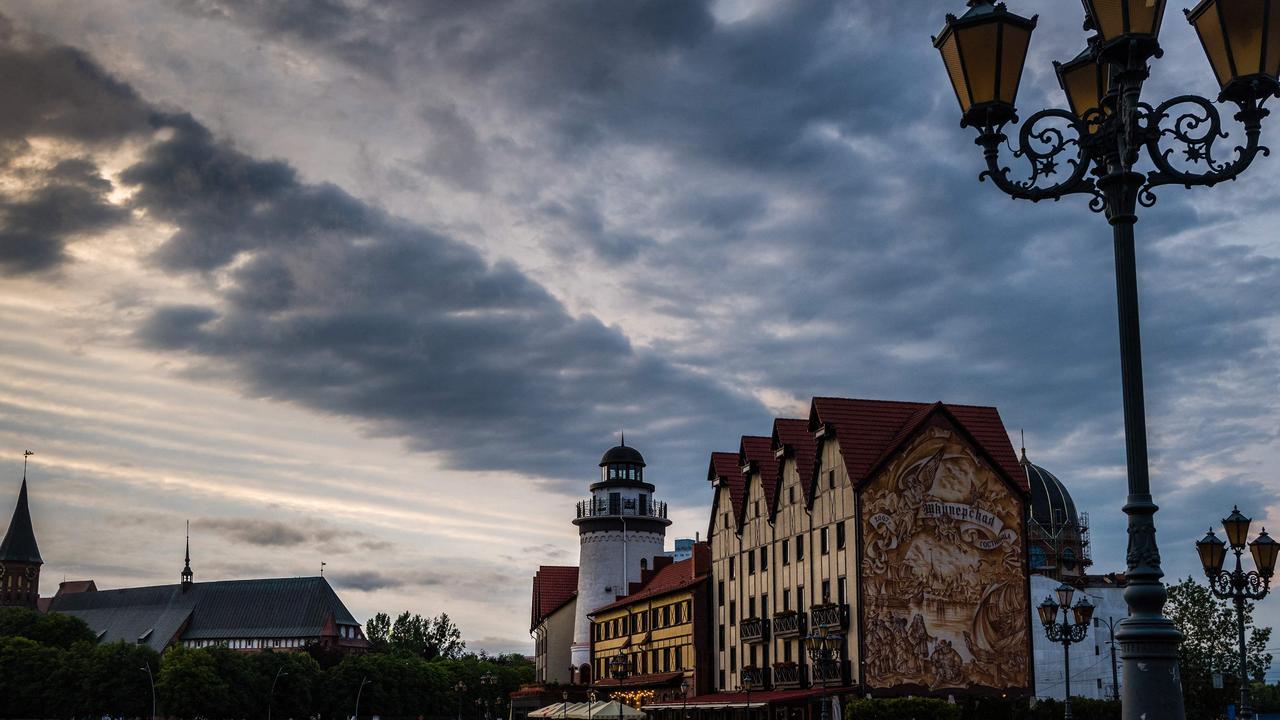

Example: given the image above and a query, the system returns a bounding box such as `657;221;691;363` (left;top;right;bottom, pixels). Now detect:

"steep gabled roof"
809;397;1025;493
0;478;41;565
49;576;364;651
771;418;816;505
738;435;780;517
707;452;746;533
530;565;578;631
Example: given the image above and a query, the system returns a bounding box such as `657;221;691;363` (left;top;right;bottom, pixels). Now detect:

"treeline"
0;607;532;720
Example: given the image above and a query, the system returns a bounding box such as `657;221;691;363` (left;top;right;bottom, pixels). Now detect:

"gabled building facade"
531;565;579;685
707;397;1033;704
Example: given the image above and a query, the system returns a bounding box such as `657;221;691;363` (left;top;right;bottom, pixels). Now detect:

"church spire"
181;520;193;591
0;451;42;565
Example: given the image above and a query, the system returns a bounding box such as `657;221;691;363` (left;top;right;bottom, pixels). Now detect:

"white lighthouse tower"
569;440;670;678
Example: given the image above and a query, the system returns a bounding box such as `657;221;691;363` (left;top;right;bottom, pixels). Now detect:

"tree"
366;612;391;651
385;611;466;660
0;606;96;647
427;613;466;659
157;645;232;719
1166;577;1273;720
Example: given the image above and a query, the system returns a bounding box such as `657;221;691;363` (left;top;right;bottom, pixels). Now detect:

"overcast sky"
1;0;1278;663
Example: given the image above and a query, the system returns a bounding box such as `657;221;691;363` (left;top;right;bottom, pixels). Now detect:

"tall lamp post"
1101;616;1122;702
804;628;842;720
588;689;598;720
563;690;570;720
1037;584;1095;720
680;679;689;720
268;666;289;720
139;664;156;720
741;673;755;720
1195;506;1279;720
932;2;1280;718
456;681;468;720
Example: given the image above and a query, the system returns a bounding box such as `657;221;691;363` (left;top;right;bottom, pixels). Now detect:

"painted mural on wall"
860;425;1029;691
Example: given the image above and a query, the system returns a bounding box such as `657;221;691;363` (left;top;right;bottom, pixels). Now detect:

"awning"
531;701;645;719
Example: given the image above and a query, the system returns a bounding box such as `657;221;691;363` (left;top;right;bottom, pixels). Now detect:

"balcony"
771;662;804;689
771;610;804;638
740;666;766;688
740;617;768;643
575;497;668;520
809;603;848;630
812;659;845;686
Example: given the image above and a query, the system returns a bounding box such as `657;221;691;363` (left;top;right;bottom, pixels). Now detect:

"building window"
837;577;847;605
783;588;791;611
821;579;831;603
821;527;829;555
828;469;836;488
730;601;736;625
748;596;756;618
748;552;755;575
730;647;737;672
789;486;796;504
719;624;725;650
782;539;790;565
760;546;768;571
798;586;805;611
796;535;805;561
724;513;730;529
729;557;736;579
718;581;725;606
836;521;846;550
719;670;725;688
761;593;769;617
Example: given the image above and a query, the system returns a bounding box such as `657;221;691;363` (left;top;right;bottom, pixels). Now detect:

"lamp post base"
1115;613;1184;720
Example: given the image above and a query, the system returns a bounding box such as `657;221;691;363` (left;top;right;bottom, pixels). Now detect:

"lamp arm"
976;108;1098;204
1068;622;1090;644
1043;622;1066;643
1241;570;1270;601
1140;94;1271;203
1208;569;1237;599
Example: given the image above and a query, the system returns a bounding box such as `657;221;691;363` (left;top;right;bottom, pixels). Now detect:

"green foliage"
1003;697;1120;720
847;696;961;720
366;611;392;651
387;610;467;660
0;605;96;647
1252;681;1280;712
0;605;529;719
1167;576;1274;720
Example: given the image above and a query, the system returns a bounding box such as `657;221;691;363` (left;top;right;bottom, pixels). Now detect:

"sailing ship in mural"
860;424;1030;692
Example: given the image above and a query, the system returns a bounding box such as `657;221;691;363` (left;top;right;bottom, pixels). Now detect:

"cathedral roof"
0;478;42;565
49;576;364;651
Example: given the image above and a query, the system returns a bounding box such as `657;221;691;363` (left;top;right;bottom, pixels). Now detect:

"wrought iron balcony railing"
771;663;804;689
812;659;844;686
809;603;848;630
740;617;768;643
740;666;766;689
771;611;804;638
575;498;668;520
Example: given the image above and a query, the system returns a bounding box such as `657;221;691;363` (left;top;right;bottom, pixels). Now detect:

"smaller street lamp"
1195;507;1279;720
354;676;371;720
139;664;156;720
456;681;468;720
563;690;570;720
588;689;598;720
268;666;289;720
1037;584;1094;720
741;673;755;720
680;679;690;720
608;653;631;720
804;628;843;720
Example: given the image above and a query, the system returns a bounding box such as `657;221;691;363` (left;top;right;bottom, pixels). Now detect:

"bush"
847;697;961;720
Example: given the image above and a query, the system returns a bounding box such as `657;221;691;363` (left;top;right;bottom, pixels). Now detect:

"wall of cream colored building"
534;597;577;685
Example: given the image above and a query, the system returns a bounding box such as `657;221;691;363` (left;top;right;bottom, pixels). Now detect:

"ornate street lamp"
609;653;631;720
933;2;1280;717
1038;584;1095;720
455;681;468;720
1196;507;1278;719
679;679;690;720
741;672;755;720
804;628;842;720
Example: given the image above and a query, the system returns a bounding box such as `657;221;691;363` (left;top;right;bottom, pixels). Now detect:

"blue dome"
1024;459;1079;531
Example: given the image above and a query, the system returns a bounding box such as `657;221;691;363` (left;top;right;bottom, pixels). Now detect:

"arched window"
640;558;648;571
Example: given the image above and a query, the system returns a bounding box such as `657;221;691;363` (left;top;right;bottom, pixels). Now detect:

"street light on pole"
588;689;598;720
608;652;630;720
1037;584;1095;720
354;676;371;720
1196;507;1279;720
804;628;842;720
139;664;156;720
741;673;755;720
680;680;689;720
268;666;288;720
932;2;1280;718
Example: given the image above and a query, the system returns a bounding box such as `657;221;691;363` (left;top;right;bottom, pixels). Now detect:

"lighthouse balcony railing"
576;498;668;520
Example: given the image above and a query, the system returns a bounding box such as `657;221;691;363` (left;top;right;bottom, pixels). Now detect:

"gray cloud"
197;516;395;554
0;158;129;273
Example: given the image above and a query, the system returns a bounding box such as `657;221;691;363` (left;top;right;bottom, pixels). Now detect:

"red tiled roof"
531;565;578;631
588;553;709;615
771;418;816;505
707;451;746;530
808;397;1026;493
738;436;780;517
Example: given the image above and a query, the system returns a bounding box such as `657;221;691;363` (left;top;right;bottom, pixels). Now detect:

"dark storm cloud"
198;517;396;554
0;157;130;273
119;113;766;483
